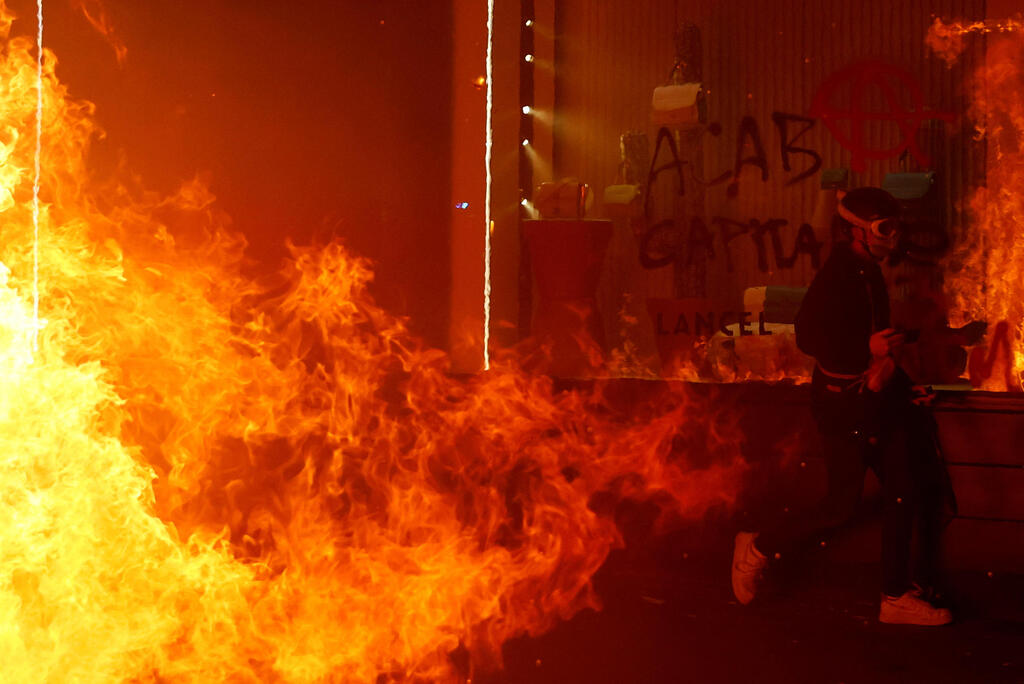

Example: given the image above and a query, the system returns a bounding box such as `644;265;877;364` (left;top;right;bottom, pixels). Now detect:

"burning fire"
0;4;744;681
925;16;1024;66
928;17;1024;391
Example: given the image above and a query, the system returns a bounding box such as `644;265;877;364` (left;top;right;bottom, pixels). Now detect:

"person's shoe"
879;591;953;626
909;581;951;609
731;531;767;605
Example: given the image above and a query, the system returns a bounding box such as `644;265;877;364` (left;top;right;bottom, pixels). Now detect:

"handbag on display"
603;162;642;219
651;82;702;126
535;180;593;219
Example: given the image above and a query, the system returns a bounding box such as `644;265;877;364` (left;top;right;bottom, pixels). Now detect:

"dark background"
10;0;454;347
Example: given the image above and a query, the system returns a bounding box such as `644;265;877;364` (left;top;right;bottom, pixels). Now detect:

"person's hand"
866;355;896;392
911;384;937;406
869;328;905;358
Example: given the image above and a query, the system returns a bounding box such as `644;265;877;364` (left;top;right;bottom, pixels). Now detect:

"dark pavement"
487;536;1024;684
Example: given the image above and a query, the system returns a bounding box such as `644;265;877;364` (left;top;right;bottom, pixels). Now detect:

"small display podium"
522;219;612;377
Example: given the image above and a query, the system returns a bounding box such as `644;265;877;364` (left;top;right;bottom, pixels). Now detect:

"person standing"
731;187;953;626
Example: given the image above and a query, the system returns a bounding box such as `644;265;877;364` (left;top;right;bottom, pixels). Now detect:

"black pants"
757;372;952;597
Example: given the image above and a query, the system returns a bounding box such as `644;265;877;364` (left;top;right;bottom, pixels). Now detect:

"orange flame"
928;18;1024;391
0;4;745;681
71;0;127;65
926;16;1024;65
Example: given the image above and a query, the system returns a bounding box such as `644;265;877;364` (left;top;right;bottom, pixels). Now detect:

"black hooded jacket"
794;243;890;376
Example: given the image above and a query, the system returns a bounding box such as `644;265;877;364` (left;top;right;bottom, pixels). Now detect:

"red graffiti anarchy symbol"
810;61;956;172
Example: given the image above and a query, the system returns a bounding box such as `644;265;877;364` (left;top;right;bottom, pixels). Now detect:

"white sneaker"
731;531;767;605
879;591;953;626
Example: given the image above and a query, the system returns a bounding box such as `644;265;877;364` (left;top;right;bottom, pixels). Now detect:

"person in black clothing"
731;187;954;626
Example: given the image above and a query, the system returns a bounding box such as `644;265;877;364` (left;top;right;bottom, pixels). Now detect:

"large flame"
928;17;1024;391
0;5;744;681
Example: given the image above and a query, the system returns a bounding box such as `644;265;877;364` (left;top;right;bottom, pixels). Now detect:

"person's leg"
872;399;953;625
908;409;954;594
877;423;916;598
733;388;866;605
819;429;870;534
914;476;947;594
755;419;867;560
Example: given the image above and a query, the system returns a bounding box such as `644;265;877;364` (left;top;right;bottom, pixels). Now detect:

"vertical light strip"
483;0;494;371
32;0;43;353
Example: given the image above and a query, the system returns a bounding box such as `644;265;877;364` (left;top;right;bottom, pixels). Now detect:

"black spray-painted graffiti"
642;113;822;203
639;113;950;270
640;214;823;272
639;113;824;271
637;61;960;272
